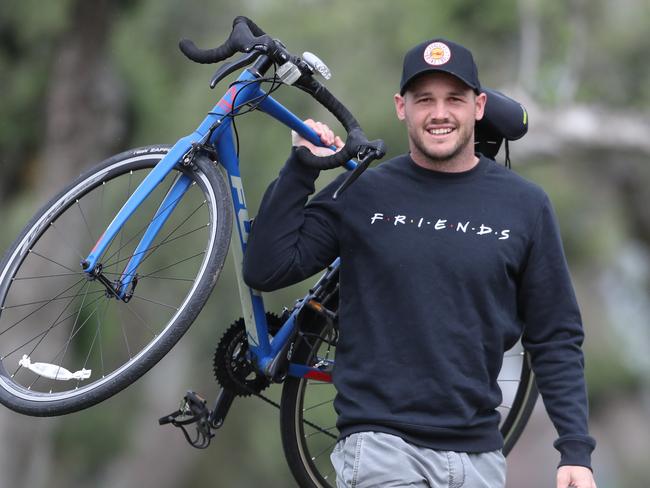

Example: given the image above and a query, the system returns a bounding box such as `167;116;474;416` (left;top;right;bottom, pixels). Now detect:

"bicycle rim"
0;147;230;414
281;330;536;488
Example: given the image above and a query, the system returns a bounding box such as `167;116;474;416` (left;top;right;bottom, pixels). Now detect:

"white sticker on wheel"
18;355;91;381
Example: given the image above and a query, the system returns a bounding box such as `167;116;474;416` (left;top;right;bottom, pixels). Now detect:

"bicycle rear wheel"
280;312;538;488
0;146;232;416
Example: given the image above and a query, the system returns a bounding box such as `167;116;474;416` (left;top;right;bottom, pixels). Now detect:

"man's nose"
429;101;449;121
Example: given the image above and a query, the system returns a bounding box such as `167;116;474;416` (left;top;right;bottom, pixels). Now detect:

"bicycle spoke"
137;199;207;263
0;277;86;336
137;275;195;283
137;251;206;279
53;280;92;381
114;170;136;277
305;425;338;439
6;293;107;366
323;468;336;482
303;396;336;413
104;225;207;274
26;250;80;274
310;439;338;462
47;222;86;261
97;299;109;378
28;283;95;389
2;289;105;311
97;270;195;283
130;295;179;311
78;300;108;386
11;272;84;281
101;184;194;267
103;223;209;272
99;180;106;238
76;198;96;244
121;299;158;339
302;418;337;440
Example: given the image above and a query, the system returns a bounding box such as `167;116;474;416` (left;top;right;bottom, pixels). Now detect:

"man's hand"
291;118;344;157
557;466;597;488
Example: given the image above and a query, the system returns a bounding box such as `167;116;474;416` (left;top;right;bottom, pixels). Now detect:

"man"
243;38;596;488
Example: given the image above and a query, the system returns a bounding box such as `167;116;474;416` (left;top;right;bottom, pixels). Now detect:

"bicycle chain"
214;316;337;440
247;380;337;440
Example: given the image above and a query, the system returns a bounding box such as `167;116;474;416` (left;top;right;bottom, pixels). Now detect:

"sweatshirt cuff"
283;147;321;179
554;436;596;470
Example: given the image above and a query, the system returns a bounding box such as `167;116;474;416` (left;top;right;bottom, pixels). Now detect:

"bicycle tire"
280;311;538;488
0;145;232;416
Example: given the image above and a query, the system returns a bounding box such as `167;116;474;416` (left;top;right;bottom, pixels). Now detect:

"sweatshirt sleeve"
243;149;345;292
519;195;596;469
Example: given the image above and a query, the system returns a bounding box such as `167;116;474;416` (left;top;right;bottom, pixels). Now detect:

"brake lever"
210;51;261;89
333;142;386;199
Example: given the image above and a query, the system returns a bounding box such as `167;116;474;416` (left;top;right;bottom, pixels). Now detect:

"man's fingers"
557;466;597;488
313;121;335;146
556;470;570;488
291;119;343;156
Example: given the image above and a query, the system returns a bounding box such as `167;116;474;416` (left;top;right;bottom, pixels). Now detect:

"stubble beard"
411;124;474;167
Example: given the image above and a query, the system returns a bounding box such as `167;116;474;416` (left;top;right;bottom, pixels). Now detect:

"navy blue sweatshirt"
243;151;596;468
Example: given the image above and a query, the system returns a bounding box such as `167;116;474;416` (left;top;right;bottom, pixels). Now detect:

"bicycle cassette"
213;313;282;396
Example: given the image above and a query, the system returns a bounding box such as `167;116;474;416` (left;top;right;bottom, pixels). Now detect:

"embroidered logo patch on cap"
423;42;451;66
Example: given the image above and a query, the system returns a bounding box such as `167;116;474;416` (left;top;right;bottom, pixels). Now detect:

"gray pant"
330;432;506;488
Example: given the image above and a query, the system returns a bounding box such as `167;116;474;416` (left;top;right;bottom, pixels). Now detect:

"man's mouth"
427;127;454;136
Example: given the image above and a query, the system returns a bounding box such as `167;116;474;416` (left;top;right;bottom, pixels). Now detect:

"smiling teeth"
429;128;453;135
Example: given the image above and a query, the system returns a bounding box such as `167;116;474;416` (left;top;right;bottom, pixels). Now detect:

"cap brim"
400;68;480;95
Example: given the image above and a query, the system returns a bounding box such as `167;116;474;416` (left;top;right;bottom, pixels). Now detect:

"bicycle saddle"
475;88;528;160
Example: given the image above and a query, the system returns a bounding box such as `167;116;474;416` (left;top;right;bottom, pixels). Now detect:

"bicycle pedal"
182;390;209;415
159;391;216;449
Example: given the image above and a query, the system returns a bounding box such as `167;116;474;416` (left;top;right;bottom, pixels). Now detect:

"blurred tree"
0;0;649;486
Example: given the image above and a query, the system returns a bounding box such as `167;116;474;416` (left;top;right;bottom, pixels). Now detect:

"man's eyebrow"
411;90;470;98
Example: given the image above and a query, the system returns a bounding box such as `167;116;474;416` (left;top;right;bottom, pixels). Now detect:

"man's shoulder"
482;156;548;202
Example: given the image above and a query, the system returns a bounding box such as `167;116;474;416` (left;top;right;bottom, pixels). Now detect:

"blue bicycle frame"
82;67;353;381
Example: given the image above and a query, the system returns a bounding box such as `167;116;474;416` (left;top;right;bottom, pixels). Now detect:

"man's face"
394;72;486;166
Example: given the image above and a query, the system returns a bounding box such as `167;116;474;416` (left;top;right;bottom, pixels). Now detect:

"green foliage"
0;1;74;198
518;159;627;266
1;1;650;485
586;349;644;413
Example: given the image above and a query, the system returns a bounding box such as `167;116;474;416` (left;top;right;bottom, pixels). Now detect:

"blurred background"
1;0;649;486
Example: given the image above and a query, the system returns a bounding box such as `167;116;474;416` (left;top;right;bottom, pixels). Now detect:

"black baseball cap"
400;38;481;95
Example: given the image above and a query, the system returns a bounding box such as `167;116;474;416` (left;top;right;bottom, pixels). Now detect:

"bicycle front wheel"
280;317;538;488
0;146;232;416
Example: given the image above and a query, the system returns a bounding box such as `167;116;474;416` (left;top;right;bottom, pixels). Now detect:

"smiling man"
395;41;486;173
243;38;597;488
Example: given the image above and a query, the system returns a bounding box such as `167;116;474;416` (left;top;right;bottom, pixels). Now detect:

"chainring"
213;312;283;396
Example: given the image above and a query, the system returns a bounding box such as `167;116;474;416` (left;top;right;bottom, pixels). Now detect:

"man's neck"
410;149;479;173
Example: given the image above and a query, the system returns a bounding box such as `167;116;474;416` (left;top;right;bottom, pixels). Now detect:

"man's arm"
243;120;344;291
517;195;597;487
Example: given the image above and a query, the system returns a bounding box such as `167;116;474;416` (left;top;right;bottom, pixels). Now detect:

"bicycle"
0;17;537;487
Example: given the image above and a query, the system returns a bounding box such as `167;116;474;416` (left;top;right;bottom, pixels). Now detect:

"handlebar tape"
293;80;371;170
179;16;383;171
179;16;273;64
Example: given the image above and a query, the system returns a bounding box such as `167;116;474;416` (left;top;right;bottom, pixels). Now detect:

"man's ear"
394;93;406;121
475;92;487;122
